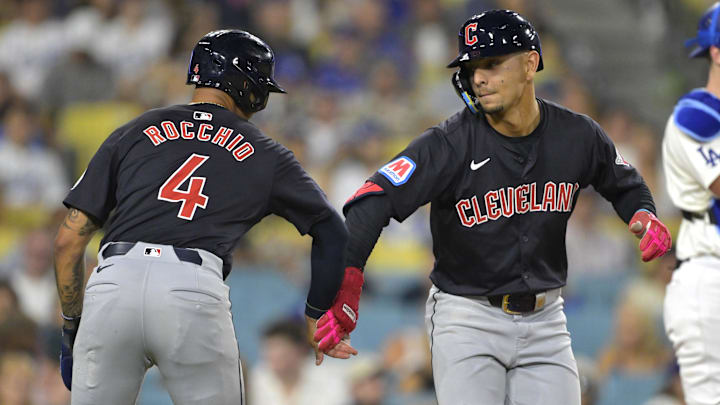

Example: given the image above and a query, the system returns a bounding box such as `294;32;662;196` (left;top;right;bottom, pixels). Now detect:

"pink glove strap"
314;311;344;351
640;219;671;261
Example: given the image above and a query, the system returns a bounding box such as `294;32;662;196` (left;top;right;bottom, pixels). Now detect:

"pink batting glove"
629;210;672;262
313;311;345;352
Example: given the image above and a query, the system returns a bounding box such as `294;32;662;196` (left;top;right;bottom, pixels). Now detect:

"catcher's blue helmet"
187;30;286;113
686;2;720;58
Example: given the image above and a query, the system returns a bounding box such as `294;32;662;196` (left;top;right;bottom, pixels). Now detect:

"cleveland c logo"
465;23;478;45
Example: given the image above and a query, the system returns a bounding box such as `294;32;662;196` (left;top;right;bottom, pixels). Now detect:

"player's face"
466;52;533;114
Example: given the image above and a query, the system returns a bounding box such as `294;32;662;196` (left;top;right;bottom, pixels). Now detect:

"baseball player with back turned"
663;3;720;404
53;30;357;405
312;9;673;405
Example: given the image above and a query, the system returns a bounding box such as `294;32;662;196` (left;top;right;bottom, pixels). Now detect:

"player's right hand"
629;209;672;261
60;317;80;391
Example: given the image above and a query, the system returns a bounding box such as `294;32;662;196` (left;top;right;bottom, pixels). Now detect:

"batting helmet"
686;2;720;58
448;10;543;114
187;30;286;113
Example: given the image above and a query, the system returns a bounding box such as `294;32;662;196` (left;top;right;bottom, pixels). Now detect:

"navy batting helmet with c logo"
447;10;543;115
447;10;543;69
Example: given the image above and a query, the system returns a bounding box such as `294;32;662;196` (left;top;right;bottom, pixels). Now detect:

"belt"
102;242;202;266
487;288;561;314
682;209;718;225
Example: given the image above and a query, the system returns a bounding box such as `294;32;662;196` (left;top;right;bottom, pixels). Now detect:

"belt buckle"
501;294;523;315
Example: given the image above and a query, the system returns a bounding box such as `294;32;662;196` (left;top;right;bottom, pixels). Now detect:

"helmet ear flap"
451;68;481;115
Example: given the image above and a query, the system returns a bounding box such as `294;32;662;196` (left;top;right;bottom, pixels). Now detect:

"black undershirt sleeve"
305;211;348;319
344;195;394;269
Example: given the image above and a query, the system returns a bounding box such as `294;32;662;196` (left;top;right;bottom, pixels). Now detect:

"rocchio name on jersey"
455;181;580;227
142;119;254;162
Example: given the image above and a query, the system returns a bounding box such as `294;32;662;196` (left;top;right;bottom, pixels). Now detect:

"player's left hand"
60;317;80;391
305;315;357;366
629;209;672;262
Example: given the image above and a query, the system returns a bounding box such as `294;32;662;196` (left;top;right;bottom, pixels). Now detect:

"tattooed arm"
54;208;100;322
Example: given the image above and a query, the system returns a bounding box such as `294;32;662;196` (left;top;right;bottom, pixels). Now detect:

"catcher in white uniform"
663;3;720;404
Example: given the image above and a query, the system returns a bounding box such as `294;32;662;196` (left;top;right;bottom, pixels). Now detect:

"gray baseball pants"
71;242;243;405
425;284;580;405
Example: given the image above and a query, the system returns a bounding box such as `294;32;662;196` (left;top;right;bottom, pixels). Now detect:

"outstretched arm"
305;211;358;364
313;193;394;355
586;122;671;261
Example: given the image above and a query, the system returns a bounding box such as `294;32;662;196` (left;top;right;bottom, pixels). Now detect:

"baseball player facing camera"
54;30;356;405
318;9;672;405
663;3;720;404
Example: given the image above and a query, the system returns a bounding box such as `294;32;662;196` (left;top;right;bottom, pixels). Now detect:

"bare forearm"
54;208;99;318
55;244;87;317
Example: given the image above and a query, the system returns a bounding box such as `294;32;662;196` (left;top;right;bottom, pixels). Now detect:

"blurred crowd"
0;0;711;404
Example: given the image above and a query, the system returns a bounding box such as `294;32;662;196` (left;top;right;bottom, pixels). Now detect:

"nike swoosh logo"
96;264;114;273
470;157;491;171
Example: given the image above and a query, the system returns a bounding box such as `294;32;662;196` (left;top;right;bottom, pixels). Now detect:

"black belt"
488;292;543;314
682;209;718;225
102;242;202;266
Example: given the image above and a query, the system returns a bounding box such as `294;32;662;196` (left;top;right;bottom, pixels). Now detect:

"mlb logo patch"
379;156;416;186
144;247;162;257
193;111;213;121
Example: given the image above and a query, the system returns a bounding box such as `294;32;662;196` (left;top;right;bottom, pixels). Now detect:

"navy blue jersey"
65;103;332;277
345;99;654;295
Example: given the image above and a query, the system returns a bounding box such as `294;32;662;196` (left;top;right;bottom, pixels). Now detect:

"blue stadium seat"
564;272;630;310
566;305;614;358
595;370;664;405
137;367;173;405
352;297;425;350
227;267;305;365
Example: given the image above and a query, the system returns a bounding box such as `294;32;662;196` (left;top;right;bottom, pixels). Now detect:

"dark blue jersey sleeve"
586;121;655;222
268;146;333;234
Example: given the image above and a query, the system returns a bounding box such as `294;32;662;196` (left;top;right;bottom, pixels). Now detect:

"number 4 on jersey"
158;154;210;220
